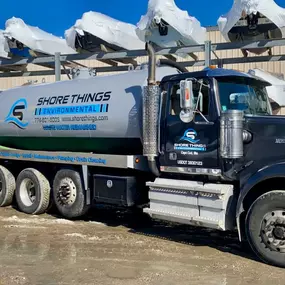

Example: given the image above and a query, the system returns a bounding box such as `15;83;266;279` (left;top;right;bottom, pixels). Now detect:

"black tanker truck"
0;43;284;267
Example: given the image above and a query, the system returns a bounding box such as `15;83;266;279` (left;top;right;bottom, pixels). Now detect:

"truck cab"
158;68;272;176
144;67;285;268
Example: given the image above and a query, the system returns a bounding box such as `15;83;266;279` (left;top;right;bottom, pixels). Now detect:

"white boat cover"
250;68;285;106
65;11;145;51
136;0;206;48
0;30;9;58
218;0;285;42
4;17;75;56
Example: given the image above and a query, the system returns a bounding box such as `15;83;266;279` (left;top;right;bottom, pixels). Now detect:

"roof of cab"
161;67;269;84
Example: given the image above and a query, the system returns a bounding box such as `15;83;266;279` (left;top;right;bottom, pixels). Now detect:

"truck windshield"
217;77;272;115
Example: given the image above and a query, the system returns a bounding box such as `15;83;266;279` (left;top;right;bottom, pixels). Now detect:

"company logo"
179;129;200;144
5;99;29;129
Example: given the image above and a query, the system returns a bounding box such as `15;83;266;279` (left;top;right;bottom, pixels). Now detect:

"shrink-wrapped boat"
0;30;9;58
4;17;75;57
136;0;206;51
65;11;145;53
249;68;285;107
218;0;285;56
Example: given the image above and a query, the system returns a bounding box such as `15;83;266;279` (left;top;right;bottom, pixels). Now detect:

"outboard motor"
157;19;169;36
246;12;260;32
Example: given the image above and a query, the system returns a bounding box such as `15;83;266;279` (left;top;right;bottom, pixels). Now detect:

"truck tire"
245;190;285;268
52;169;89;219
0;166;16;207
15;168;51;215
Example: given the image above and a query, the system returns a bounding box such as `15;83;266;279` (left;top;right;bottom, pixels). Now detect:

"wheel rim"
19;178;36;207
57;178;77;206
260;210;285;253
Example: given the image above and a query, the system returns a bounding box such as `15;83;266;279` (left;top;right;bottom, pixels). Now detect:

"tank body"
0;66;178;154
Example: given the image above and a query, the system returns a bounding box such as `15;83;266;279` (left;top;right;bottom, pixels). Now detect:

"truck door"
159;78;220;171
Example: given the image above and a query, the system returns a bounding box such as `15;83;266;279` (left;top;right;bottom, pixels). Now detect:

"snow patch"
88;221;106;226
65;233;102;241
4;224;47;229
0;215;74;225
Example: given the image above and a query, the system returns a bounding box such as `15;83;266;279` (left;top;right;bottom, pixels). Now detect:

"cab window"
217;77;272;115
169;79;210;117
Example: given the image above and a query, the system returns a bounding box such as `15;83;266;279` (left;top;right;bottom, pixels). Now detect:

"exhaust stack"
143;43;160;176
220;110;245;159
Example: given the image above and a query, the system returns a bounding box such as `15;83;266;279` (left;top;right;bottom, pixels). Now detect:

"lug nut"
266;226;272;232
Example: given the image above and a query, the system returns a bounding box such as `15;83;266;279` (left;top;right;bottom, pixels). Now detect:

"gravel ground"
0;206;283;285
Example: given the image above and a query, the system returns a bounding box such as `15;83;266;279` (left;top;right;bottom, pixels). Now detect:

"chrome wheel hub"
19;178;36;206
261;210;285;253
57;178;76;206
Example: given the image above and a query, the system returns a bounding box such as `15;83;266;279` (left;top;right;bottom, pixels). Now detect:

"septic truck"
0;43;284;268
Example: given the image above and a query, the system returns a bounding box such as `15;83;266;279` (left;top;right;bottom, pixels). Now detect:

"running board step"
143;209;225;230
144;178;235;231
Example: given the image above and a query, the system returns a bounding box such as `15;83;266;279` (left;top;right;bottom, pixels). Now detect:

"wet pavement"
0;206;283;285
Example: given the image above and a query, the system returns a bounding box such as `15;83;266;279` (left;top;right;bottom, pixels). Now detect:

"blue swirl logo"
179;129;200;144
5;99;29;129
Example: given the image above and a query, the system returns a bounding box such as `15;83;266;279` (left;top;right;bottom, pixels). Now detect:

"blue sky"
0;0;284;37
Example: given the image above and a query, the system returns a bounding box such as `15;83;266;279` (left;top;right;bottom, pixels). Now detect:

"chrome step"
144;208;224;230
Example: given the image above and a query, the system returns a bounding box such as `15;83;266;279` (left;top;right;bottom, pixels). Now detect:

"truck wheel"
245;190;285;268
15;168;50;215
52;169;89;219
0;166;16;207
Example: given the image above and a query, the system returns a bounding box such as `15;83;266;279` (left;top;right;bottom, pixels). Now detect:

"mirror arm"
200;95;203;112
179;78;210;124
195;110;210;123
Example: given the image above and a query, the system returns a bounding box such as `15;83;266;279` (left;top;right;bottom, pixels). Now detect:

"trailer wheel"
52;169;89;219
15;168;50;215
245;190;285;268
0;166;16;207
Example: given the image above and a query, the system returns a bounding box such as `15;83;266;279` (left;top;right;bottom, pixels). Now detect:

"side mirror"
179;79;195;123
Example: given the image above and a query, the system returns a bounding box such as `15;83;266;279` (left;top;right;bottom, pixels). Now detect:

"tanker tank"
0;65;179;154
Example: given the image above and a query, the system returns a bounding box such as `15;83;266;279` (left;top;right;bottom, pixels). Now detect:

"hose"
158;59;188;73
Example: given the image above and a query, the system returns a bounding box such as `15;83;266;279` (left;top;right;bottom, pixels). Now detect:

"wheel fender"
236;162;285;239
